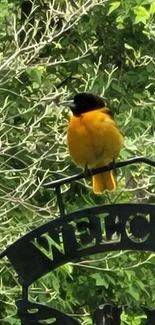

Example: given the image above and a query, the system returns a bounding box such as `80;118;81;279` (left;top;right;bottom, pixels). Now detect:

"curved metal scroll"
1;157;155;324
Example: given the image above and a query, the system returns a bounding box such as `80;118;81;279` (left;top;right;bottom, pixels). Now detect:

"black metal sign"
1;157;155;324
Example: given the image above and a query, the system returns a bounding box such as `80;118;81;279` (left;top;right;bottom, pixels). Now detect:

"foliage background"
0;0;155;324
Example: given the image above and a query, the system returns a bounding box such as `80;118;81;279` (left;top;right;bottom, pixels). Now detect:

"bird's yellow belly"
67;111;123;168
67;123;97;168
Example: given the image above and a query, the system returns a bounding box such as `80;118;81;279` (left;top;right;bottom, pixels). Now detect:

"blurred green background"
0;0;155;324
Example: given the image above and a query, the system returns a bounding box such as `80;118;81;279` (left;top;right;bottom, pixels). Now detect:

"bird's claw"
109;160;116;173
84;164;92;178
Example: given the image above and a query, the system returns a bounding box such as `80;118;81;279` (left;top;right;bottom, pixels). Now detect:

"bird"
61;92;123;194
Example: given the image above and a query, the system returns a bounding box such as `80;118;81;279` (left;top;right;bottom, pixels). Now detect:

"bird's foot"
84;164;92;178
109;160;116;173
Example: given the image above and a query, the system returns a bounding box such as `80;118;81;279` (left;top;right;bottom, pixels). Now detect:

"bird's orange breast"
67;109;123;168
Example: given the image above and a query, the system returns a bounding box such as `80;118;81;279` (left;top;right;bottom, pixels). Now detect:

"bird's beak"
60;100;75;109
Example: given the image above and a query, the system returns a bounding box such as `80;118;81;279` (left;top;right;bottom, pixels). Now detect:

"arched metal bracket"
1;156;155;325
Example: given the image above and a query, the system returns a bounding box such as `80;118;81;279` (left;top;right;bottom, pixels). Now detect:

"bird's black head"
61;92;105;115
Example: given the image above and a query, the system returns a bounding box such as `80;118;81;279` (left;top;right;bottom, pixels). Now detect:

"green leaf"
134;6;150;24
150;2;155;15
125;270;135;281
90;273;109;288
128;286;140;301
107;1;121;15
26;67;43;85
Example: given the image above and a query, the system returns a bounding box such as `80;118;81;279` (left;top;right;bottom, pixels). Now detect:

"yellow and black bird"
61;92;123;194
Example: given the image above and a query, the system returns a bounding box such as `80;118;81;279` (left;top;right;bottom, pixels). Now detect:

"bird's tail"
92;171;116;194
